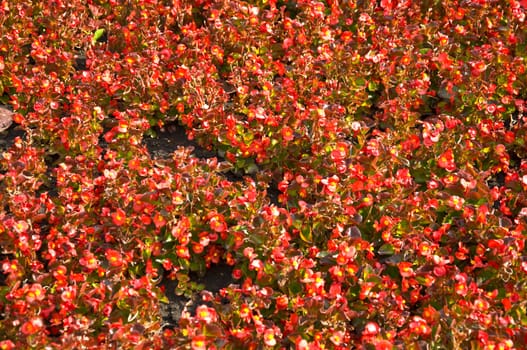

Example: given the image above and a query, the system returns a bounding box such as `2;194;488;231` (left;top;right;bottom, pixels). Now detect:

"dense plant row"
0;0;526;348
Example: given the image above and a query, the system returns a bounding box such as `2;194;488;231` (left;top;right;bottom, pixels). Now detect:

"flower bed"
0;0;526;348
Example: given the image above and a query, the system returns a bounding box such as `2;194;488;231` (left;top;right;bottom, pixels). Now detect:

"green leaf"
158;294;169;304
384;265;400;279
378;244;395;256
410;167;428;185
288;280;303;295
355;77;366;87
299;227;312;243
92;28;105;45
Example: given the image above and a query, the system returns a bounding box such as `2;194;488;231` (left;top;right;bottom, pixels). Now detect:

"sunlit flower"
105;249;124;267
191;335;207;350
111;208;127;226
20;317;43;335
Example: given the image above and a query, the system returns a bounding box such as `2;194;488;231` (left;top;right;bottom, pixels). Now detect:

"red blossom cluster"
0;0;526;348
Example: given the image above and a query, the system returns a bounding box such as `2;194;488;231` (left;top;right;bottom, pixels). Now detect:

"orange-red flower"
209;213;227;233
195;305;217;324
191;335;207;350
20;317;43;335
437;149;456;171
25;283;45;304
105;249;124;267
398;262;415;278
111;208;127;226
263;327;278;347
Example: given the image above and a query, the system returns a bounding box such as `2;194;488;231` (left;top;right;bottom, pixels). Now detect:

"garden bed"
1;1;526;349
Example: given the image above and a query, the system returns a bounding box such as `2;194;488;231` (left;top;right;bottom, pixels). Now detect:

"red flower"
239;303;252;321
437;149;456;171
471;60;487;76
105;249;124;267
398;262;415;278
362;322;380;337
191;243;204;254
0;340;14;350
330;142;349;162
447;195;464;211
409;316;431;336
209;213;227;233
191;335;207;350
176;245;190;259
281;126;294;142
61;286;76;303
321;175;340;194
153;212;166;229
80;250;99;270
13;220;29;233
195;305;217;324
330;330;345;346
263;327;278;347
25;283;45;304
111;208;127;226
20;317;43;335
232;269;242;280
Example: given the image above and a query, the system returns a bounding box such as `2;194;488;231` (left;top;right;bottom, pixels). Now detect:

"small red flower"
447;195;465;211
239;303;252;321
176;245;190;259
437;149;456;171
330;142;349;162
191;335;207;350
195;305;217;324
398;262;415;278
20;317;43;335
232;269;242;279
263;327;278;347
362;322;380;336
209;213;227;233
105;249;124;267
111;208;127;226
409;316;431;336
0;340;14;350
61;286;76;303
153;212;166;229
281;126;294;142
80;250;99;270
13;220;29;233
191;243;204;254
25;284;45;304
330;330;345;346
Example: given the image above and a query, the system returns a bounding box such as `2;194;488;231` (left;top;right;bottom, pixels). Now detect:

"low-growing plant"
0;0;526;349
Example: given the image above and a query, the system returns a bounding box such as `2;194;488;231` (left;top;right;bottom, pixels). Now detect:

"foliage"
0;0;526;348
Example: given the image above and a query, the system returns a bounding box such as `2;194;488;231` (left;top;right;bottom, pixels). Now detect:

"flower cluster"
0;0;526;349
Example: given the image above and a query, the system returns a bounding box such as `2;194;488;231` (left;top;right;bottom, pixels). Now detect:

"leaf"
288;280;303;295
410;167;428;185
92;28;106;45
378;244;395;256
384;265;400;279
203;324;222;337
354;77;366;87
299;227;312;243
158;294;169;304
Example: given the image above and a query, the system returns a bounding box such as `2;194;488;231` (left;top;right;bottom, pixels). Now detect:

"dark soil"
142;123;238;326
